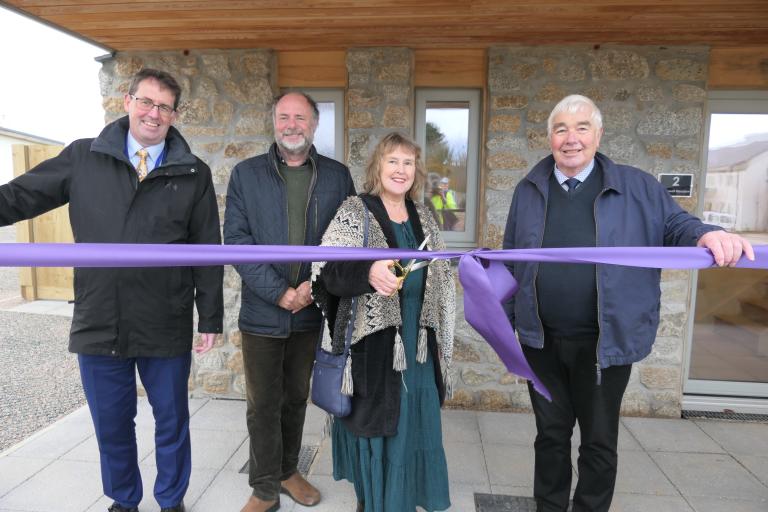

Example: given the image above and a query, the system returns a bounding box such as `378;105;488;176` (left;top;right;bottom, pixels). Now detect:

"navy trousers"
78;353;192;508
523;336;631;512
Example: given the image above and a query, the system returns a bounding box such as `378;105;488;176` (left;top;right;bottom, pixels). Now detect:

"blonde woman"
312;133;454;512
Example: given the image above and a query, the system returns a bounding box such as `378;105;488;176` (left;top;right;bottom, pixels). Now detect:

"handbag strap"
341;201;370;356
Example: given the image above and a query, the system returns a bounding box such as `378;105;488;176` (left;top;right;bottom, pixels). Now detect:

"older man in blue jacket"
503;94;753;512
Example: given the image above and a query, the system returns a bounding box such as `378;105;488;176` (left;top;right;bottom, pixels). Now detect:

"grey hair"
547;95;603;137
271;91;320;121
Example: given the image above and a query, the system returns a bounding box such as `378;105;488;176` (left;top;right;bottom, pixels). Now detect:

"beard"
276;130;314;156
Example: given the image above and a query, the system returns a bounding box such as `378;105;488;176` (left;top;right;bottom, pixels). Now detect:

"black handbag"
311;204;369;417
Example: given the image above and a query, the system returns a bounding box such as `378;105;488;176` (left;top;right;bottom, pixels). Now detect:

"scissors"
389;235;432;294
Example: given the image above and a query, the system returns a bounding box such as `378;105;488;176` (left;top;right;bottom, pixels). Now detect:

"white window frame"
415;88;481;247
683;89;768;408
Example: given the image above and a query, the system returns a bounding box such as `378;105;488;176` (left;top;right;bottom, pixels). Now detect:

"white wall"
0;136;18;185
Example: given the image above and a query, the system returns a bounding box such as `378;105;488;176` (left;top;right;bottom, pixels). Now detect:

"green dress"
332;219;450;512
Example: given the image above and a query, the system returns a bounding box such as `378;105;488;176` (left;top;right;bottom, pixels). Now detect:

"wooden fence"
12;143;73;301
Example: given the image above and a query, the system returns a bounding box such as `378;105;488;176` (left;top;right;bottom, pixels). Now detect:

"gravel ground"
0;225;85;453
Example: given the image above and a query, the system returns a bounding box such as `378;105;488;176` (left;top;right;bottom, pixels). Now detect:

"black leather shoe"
160;504;185;512
108;503;138;512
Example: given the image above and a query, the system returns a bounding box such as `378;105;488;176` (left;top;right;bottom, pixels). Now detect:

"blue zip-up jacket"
224;143;355;337
503;152;720;368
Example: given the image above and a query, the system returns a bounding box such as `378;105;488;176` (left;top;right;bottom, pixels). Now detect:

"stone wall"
477;45;708;417
99;45;708;416
345;48;414;187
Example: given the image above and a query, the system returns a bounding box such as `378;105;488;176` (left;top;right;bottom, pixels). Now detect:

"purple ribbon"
2;243;766;401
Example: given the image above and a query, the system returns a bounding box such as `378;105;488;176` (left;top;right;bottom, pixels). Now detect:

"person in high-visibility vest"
430;176;458;230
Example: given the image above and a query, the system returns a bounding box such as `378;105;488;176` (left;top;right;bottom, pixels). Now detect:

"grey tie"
565;178;580;197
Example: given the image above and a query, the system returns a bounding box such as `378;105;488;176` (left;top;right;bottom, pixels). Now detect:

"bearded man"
224;91;355;512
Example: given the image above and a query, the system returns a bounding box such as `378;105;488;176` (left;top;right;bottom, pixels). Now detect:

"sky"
0;6;106;144
709;113;768;149
427;108;469;156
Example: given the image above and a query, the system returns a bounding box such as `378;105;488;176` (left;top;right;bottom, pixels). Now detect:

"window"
294;89;344;162
685;90;768;400
415;89;481;247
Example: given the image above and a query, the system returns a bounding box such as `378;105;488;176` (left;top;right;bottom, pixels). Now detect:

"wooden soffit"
2;0;768;53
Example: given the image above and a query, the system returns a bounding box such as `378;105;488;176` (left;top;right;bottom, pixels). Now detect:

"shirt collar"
126;132;165;166
554;158;595;185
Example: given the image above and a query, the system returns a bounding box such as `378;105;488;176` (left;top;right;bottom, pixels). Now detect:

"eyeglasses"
130;95;175;116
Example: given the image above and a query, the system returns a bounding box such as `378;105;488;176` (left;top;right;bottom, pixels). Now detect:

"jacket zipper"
299;157;318;285
532;185;548;347
273;153;317;288
593;187;609;385
272;156;290;262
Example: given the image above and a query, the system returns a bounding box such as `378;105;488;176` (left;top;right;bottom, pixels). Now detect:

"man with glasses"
0;68;223;512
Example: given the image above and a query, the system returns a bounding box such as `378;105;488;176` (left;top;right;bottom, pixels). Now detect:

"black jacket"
0;116;223;357
223;143;355;337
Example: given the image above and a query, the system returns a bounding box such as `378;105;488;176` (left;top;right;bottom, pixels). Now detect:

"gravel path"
0;225;85;453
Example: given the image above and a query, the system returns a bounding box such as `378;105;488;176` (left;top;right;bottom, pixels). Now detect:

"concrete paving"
1;398;766;512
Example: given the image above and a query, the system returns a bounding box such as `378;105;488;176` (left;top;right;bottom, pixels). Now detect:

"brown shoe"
240;495;279;512
280;472;321;507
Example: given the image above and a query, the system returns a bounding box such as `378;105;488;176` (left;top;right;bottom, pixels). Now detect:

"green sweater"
278;162;313;286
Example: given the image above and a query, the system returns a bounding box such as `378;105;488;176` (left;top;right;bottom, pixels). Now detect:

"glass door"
685;92;768;400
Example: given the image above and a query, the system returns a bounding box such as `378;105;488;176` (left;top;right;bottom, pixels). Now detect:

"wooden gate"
12;144;74;301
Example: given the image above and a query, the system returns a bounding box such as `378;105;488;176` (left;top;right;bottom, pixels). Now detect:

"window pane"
690;113;768;383
424;102;469;232
313;101;335;158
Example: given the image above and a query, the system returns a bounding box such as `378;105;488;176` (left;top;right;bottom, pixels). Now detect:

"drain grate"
239;444;318;475
682;410;768;422
297;445;318;474
474;494;539;512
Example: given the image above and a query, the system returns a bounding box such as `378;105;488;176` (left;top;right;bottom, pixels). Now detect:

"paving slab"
613;450;678;496
0;459;103;511
188;469;257;512
444;441;489;485
686;495;768;512
7;299;73;316
622;417;724;453
188;428;248;470
310;438;334;477
651;452;768;501
483;443;536;487
452;483;492;511
478;411;537;446
609;493;694;512
0;456;51;498
4;416;95;459
693;420;768;456
732;454;768;487
487;484;532;497
443;409;481;444
291;474;356;511
188;397;248;432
